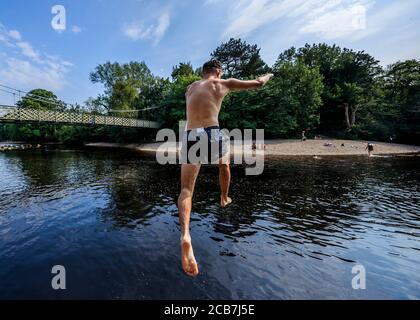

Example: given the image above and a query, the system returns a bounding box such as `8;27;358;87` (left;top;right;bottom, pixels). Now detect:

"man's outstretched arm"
223;73;274;91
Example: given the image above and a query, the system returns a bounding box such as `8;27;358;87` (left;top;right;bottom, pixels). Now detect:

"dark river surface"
0;148;419;299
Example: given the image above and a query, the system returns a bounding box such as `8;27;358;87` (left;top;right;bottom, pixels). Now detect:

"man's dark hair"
202;59;222;74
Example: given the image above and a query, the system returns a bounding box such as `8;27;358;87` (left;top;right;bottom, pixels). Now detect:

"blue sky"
0;0;419;106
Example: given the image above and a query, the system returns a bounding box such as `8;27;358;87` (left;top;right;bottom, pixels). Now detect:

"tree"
383;60;420;143
159;74;201;131
171;62;194;80
89;61;158;115
278;44;382;132
216;57;323;137
17;89;65;111
8;89;66;142
211;38;269;78
335;50;382;130
262;58;323;136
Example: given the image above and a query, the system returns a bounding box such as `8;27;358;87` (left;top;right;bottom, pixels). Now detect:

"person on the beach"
302;130;307;141
177;59;273;276
366;142;374;156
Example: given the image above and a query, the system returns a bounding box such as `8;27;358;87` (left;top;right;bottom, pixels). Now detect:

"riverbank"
84;139;420;156
0;142;44;151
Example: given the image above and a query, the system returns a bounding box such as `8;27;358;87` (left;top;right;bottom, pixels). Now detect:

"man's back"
185;78;228;130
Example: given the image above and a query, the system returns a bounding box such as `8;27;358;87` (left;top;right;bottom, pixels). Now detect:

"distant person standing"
301;130;307;141
366;142;374;156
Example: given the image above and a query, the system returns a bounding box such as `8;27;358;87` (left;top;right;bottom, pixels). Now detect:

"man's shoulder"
211;78;231;88
186;80;200;93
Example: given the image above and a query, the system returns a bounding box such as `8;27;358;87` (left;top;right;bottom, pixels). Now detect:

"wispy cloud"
123;22;152;41
8;29;21;40
71;25;82;34
16;41;40;61
346;0;420;41
0;58;70;91
0;22;72;92
220;0;300;39
206;0;419;66
123;11;170;45
215;0;377;40
154;12;170;45
203;0;223;6
299;2;372;39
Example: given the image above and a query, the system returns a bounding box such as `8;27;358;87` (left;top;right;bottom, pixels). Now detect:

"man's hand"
256;73;274;86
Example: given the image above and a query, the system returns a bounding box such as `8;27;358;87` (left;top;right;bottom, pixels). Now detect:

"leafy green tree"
279;44;382;132
171;62;194;80
17;89;65;111
217;58;323;137
383;60;420;143
159;74;200;131
8;89;66;142
89;61;159;115
261;59;322;136
211;38;269;78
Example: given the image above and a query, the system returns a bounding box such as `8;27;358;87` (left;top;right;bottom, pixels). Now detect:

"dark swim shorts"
180;126;229;164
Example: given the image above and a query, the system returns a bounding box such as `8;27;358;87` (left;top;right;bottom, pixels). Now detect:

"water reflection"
0;149;419;299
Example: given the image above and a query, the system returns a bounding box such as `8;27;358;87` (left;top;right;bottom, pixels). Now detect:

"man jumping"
177;59;273;277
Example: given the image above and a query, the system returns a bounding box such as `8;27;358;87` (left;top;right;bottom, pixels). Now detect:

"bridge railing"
0;105;160;129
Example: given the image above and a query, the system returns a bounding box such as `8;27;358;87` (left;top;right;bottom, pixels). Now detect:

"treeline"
1;39;419;144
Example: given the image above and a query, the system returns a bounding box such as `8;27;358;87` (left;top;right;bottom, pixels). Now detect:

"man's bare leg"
219;162;232;207
178;163;201;277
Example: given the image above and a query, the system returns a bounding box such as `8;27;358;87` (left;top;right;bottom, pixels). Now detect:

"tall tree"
17;89;65;111
216;57;323;137
263;58;323;136
160;74;200;131
383;60;420;143
278;44;382;131
171;62;194;80
211;38;269;78
89;61;158;116
2;89;66;142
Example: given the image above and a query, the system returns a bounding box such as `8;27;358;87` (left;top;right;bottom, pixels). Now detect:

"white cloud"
123;22;152;40
123;11;170;45
0;24;15;47
71;25;82;34
0;23;72;92
154;12;170;45
8;29;21;40
219;0;376;40
0;58;69;91
299;2;371;39
204;0;223;6
0;34;10;45
221;0;299;39
218;0;420;50
347;0;420;41
16;41;40;61
213;0;419;66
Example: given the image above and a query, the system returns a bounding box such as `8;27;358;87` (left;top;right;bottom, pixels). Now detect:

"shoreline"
84;139;420;157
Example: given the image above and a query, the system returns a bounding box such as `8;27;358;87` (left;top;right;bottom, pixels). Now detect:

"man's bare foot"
220;196;232;207
180;235;199;277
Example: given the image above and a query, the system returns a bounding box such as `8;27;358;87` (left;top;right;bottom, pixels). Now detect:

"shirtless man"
178;59;273;276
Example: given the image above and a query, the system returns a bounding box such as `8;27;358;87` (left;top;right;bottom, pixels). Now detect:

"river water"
0;148;419;299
